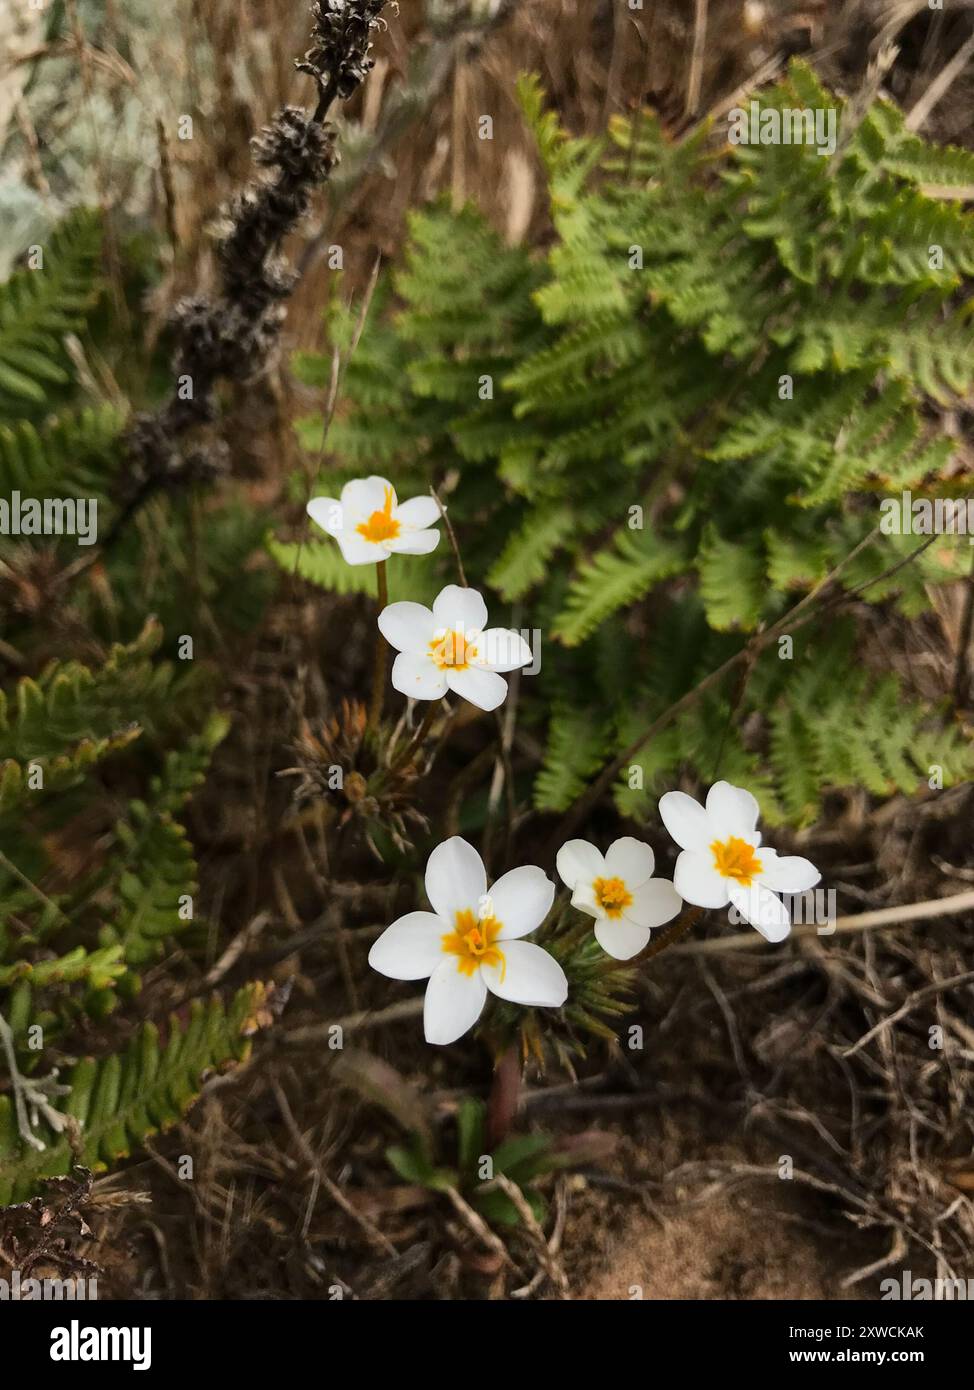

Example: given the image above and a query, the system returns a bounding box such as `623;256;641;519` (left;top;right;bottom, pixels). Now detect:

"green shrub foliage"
0;626;263;1202
0;212;269;1203
285;63;974;823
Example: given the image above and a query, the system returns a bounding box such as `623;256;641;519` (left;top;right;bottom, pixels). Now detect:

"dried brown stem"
368;560;389;733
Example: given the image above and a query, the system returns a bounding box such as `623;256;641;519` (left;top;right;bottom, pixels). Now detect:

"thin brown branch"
368;560;389;733
672;888;974;957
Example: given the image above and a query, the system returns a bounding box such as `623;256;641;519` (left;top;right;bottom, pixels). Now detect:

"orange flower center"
429;628;478;670
711;836;763;887
356;486;401;544
442;908;505;977
594;875;633;919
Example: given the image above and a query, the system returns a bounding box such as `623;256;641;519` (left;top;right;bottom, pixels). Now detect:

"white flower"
556;836;682;960
306;475;441;565
378;584;532;713
658;780;820;942
368;836;567;1045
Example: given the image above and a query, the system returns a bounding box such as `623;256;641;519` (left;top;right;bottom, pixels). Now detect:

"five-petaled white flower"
368;836;567;1045
658;780;820;942
378;584;532;713
306;475;441;565
556;837;682;960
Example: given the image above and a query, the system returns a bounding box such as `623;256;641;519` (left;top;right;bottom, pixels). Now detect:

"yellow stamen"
442;907;505;978
593;875;633;919
429;628;478;671
711;836;763;887
356;486;400;544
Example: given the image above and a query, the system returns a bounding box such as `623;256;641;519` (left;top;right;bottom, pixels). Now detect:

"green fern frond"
0;209;102;408
516;71;602;200
0;617;169;757
109;810;199;968
768;661;972;824
696;527;766;632
0;621;177;807
0;943;125;992
534;704;609;812
488;504;574;601
553;528;686;646
149;712;231;815
267;536;442;606
98;713;230;967
0;403;124;499
0;984;267;1204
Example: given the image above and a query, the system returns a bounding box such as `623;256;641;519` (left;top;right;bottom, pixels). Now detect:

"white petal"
728;882;791;943
556;839;605;890
624;878;682;930
593;918;651;960
487;866;555;940
476;628;533;673
377;601;436;653
341;476;391;519
395;496;441;530
757;853;821;893
571;881;602;919
481;941;567;1007
673;850;729;909
390;651;448;701
446;665;508;712
604;836;656;889
425;836;487;925
306;496;343;536
368;912;445;980
706;780;761;840
658;790;713;852
385;528;441;555
423;960;487;1045
333;530;386;565
432;584;488;633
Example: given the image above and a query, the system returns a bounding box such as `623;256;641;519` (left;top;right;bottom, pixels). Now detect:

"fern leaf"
0;985;267;1204
0;404;125;500
0;621;178;809
267;536;442;606
553;530;686;646
534;704;608;812
696;527;766;632
0;209;102;409
488;504;574;601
